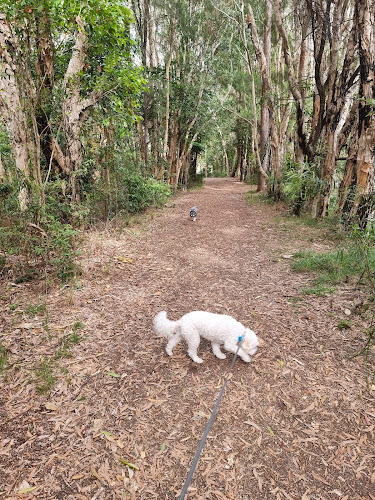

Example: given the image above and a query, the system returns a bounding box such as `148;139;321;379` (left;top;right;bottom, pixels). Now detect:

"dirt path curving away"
1;177;375;499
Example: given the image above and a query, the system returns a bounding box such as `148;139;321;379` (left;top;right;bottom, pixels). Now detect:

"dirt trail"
1;177;375;499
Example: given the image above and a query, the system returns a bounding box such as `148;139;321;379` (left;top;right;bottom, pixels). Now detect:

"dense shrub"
282;157;326;214
124;174;171;213
84;173;171;221
0;171;171;281
0;213;80;282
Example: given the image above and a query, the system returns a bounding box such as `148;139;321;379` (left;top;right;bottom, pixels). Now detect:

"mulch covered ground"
1;177;374;500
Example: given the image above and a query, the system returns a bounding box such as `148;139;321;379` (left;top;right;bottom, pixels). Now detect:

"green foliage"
291;230;375;297
24;302;47;317
73;321;84;333
245;191;273;205
0;342;8;378
124;175;171;213
355;320;375;389
0;191;81;281
301;284;336;296
34;359;56;395
291;247;365;286
338;319;352;330
282;157;326;213
0;0;147;280
43;216;81;281
55;330;81;359
85;173;171;220
189;173;205;189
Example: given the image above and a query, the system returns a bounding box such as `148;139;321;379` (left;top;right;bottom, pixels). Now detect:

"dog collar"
238;332;246;343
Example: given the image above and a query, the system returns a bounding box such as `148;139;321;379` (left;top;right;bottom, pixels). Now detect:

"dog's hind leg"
165;332;182;357
211;342;226;360
186;331;203;364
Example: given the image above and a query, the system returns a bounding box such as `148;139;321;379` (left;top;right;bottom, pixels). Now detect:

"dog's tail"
154;311;178;339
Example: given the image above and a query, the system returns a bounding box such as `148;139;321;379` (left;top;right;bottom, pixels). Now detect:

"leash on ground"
178;335;245;500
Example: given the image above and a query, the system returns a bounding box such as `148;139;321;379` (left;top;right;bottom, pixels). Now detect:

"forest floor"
1;177;375;500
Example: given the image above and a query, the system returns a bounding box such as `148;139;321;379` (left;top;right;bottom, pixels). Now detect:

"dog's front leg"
237;348;251;362
224;342;251;362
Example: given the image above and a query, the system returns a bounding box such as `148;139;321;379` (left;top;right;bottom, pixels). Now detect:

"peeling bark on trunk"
157;23;175;181
62;16;99;205
241;2;269;189
247;3;282;198
273;0;310;162
258;0;271;192
132;0;150;171
274;0;359;216
0;154;6;182
220;131;230;176
343;0;375;225
337;0;375;225
0;15;39;208
316;1;357;216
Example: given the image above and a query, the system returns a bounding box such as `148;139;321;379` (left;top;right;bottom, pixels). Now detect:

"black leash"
178;335;244;500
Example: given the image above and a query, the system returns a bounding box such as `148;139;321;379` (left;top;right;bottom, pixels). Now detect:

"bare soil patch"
1;177;374;500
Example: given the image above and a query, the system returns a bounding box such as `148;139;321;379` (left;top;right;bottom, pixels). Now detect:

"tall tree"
0;0;143;211
338;0;375;225
247;2;283;198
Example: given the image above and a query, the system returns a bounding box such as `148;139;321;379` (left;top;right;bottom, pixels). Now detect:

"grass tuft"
0;342;8;377
24;302;47;317
34;360;56;395
301;284;336;296
291;247;365;287
338;319;352;330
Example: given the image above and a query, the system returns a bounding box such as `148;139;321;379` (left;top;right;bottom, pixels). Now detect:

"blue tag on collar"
238;335;244;342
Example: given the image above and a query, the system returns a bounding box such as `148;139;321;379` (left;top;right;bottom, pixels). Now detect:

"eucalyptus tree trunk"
0;15;39;210
131;0;150;171
216;124;230;176
258;0;272;192
148;7;159;175
238;2;268;188
338;0;375;226
34;9;56;178
273;0;310;162
172;81;204;188
315;0;358;217
247;4;282;198
294;11;310;164
142;0;150;171
62;16;99;205
157;21;175;180
0;154;6;182
274;0;359;216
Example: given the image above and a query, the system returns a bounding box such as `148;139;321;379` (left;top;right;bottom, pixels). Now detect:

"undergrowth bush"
0;342;8;378
0;214;81;281
0;171;170;280
84;173;171;221
282;157;326;214
124;174;171;213
291;223;375;385
190;172;205;189
0;181;80;281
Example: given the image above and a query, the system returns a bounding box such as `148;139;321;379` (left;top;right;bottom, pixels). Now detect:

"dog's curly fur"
154;310;259;364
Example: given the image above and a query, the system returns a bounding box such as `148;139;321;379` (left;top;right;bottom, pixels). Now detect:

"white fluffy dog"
154;310;259;364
